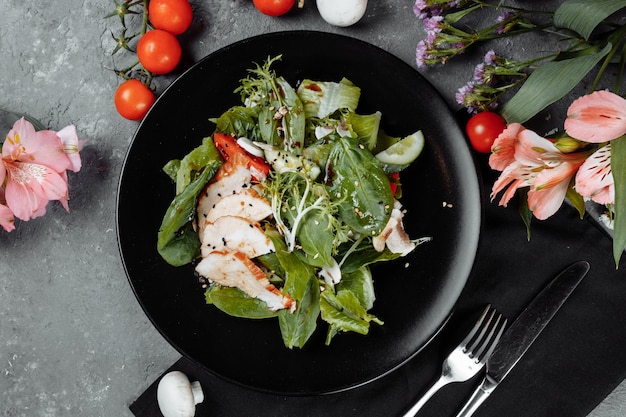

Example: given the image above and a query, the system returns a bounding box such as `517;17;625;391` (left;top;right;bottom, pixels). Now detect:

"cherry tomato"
148;0;193;35
136;29;182;75
213;133;270;181
465;111;507;153
252;0;295;16
114;79;156;121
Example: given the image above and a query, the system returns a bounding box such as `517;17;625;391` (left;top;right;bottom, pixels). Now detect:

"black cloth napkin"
130;155;626;417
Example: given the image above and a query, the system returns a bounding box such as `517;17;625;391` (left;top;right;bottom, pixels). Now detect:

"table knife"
455;260;590;417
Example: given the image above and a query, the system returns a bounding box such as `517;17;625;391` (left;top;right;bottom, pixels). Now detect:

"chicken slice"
195;250;295;312
201;216;275;259
197;162;252;238
373;200;416;256
204;187;272;224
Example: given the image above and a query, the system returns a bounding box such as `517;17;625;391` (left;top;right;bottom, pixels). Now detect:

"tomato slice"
213;133;270;181
389;172;400;196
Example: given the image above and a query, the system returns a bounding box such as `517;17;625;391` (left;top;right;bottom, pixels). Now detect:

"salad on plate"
157;56;429;348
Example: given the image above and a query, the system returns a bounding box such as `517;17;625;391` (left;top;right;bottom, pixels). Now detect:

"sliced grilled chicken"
203;187;272;224
201;216;275;258
372;200;415;256
197;162;252;238
195;250;295;312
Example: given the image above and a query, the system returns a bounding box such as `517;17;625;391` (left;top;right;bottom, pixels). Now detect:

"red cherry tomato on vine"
114;79;156;121
137;29;182;75
465;111;507;153
148;0;193;35
252;0;295;16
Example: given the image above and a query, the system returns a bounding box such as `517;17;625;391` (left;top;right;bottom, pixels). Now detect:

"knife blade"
455;260;590;417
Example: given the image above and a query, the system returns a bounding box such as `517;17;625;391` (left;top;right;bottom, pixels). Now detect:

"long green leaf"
554;0;626;40
611;136;626;267
501;43;612;124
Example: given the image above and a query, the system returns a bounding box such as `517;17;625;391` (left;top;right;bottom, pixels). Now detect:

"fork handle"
455;375;498;417
401;376;451;417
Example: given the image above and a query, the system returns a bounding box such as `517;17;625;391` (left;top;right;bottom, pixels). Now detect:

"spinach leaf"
205;286;279;319
337;266;376;310
326;136;393;236
209;106;261;140
173;136;222;194
320;288;383;345
267;229;321;349
157;162;219;266
338;238;402;274
279;274;320;349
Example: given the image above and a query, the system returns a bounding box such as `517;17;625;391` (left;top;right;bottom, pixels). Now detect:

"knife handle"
455;375;498;417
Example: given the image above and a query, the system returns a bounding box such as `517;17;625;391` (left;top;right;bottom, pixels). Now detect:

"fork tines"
461;305;507;364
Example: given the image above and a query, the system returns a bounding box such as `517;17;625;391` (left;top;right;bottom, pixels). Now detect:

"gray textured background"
1;1;625;415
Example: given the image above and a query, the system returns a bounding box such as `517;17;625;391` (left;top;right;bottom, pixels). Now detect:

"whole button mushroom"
316;0;368;27
157;371;205;417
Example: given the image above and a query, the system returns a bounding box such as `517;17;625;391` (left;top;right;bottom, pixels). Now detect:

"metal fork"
401;305;507;417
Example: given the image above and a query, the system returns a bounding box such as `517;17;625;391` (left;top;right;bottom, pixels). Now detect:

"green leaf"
611;136;626;267
265;229;321;348
337;266;376;310
297;78;361;119
209;106;261;140
278;274;320;349
320;288;383;345
327;136;394;236
566;183;586;219
174;136;221;194
205;286;279;319
338;238;401;274
554;0;626;40
157;163;219;266
501;43;612;124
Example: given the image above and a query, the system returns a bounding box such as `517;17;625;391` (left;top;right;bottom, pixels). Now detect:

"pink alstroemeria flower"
565;90;626;143
575;144;614;205
490;127;587;220
1;118;80;221
0;170;15;232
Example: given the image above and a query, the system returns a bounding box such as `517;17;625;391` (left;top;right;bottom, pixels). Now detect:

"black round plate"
117;31;481;395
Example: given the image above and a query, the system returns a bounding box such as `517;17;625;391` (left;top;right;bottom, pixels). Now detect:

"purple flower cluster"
456;50;501;113
413;0;474;68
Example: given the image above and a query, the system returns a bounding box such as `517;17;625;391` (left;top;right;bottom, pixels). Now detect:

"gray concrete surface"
0;0;624;416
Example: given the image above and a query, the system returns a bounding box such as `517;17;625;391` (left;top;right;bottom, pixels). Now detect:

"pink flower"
57;124;83;172
489;123;524;171
575;144;614;205
490;127;587;220
565;90;626;143
0;187;15;232
1;118;81;221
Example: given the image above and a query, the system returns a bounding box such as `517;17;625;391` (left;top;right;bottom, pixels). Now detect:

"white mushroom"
157;371;204;417
316;0;368;27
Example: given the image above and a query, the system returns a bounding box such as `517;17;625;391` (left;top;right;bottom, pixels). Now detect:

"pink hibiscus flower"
490;127;587;220
1;118;82;221
565;90;626;143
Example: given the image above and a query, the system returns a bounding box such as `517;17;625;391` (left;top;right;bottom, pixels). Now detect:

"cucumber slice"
375;130;424;166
